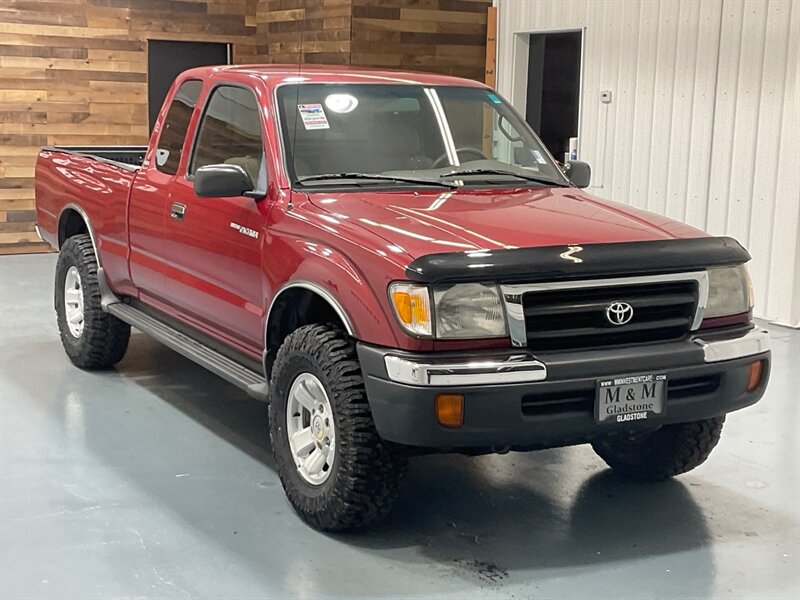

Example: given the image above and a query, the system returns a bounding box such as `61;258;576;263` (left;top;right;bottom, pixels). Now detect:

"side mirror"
194;164;254;198
564;160;591;188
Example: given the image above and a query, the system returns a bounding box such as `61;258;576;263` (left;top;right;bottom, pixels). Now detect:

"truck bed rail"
42;145;147;171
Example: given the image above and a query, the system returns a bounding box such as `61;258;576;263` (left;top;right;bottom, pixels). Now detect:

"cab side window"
190;85;264;186
155;80;202;175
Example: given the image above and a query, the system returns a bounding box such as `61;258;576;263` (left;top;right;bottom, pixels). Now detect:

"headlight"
705;264;753;318
389;282;432;336
433;283;507;339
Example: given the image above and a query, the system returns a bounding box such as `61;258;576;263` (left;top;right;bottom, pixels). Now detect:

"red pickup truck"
35;65;770;531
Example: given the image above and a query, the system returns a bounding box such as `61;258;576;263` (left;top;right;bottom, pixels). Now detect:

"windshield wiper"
439;168;568;187
298;172;457;189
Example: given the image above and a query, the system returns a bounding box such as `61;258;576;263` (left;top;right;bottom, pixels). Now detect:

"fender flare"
265;280;357;347
58;203;98;255
56;203;120;309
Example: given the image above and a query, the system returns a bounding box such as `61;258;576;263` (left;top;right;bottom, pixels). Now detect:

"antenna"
288;28;304;201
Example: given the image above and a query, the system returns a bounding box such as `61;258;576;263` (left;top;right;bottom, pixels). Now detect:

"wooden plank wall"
255;0;491;77
0;0;258;255
255;0;352;65
1;0;491;255
350;0;491;81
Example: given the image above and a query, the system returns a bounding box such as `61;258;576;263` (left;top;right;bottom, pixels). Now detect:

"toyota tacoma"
34;65;771;531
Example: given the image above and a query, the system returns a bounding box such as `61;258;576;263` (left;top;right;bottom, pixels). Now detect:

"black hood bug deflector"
404;236;750;284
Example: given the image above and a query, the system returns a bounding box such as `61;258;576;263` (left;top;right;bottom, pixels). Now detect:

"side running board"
107;303;269;402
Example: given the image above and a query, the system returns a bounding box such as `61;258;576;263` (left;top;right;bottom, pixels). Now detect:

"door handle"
170;202;186;220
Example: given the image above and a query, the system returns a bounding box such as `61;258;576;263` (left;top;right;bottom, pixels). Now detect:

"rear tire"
269;324;406;531
592;417;725;481
55;234;130;369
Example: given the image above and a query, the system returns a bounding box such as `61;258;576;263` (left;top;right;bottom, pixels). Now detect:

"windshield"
276;84;568;188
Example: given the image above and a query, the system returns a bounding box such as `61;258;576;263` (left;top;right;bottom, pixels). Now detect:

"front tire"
55;235;130;369
269;324;406;531
592;417;725;481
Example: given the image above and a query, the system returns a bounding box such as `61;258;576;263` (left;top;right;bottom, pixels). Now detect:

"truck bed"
34;145;144;285
41;145;147;171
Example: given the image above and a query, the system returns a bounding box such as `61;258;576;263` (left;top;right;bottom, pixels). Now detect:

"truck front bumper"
357;328;770;450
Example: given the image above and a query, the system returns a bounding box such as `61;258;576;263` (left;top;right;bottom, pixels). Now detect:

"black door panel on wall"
147;40;230;132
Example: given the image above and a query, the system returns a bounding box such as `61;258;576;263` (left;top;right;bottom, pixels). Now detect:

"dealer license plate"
595;373;667;424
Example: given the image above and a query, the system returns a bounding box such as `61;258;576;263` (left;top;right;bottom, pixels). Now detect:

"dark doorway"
525;31;581;161
147;40;230;132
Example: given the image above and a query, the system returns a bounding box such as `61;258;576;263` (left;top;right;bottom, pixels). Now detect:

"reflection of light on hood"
390;206;517;250
424;192;453;211
358;218;473;249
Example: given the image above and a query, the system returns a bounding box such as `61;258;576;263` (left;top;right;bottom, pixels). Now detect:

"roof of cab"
181;64;489;88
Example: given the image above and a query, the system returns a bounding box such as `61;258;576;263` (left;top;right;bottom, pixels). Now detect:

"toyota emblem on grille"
605;302;634;325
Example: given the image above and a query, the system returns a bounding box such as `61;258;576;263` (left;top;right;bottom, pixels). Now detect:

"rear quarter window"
155;80;203;175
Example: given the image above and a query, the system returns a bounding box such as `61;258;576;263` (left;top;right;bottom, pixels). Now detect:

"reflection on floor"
1;253;798;599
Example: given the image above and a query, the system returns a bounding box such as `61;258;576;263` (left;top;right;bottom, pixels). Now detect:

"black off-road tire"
55;234;131;369
592;417;725;481
269;324;407;531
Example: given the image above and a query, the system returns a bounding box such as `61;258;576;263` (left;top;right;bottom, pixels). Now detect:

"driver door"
159;84;268;353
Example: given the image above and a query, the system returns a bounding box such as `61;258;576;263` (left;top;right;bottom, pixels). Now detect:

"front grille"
522;281;698;351
520;374;720;417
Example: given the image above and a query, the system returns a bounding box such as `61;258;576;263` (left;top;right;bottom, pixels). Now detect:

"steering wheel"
433;147;489;168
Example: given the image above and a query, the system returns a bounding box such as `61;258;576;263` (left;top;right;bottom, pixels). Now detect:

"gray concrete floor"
1;253;798;600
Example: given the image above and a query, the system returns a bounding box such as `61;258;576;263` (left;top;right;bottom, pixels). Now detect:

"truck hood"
306;186;705;258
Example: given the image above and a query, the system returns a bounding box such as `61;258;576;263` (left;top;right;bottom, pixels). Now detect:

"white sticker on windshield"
532;150;547;164
298;103;330;130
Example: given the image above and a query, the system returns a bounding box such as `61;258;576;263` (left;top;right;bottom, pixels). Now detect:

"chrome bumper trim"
384;327;768;386
384;354;547;386
694;328;770;363
34;224;44;242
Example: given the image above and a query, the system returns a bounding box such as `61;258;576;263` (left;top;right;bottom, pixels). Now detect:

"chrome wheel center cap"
312;415;325;441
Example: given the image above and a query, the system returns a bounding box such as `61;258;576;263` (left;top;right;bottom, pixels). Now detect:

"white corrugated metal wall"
496;0;799;326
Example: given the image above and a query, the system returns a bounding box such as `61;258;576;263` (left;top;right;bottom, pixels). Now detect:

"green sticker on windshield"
487;93;502;104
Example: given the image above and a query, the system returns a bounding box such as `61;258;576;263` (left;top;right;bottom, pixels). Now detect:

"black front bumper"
357;335;770;450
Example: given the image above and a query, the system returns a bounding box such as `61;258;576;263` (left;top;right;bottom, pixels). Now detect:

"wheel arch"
264;281;356;376
56;203;119;308
57;204;97;257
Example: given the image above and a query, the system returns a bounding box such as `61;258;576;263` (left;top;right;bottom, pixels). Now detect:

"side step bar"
107;303;269;402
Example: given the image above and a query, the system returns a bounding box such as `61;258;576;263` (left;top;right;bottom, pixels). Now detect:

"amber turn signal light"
746;360;764;392
388;283;432;336
435;394;464;428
